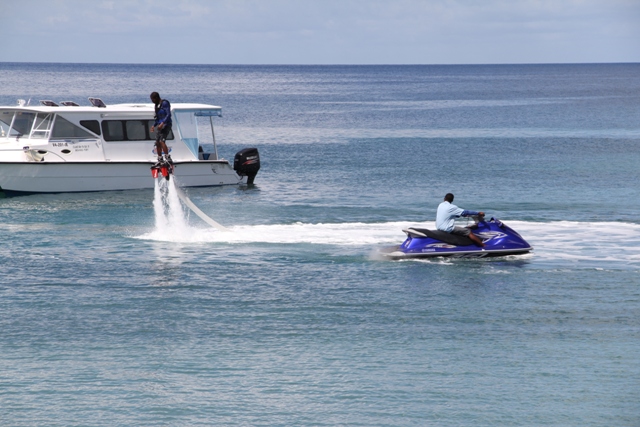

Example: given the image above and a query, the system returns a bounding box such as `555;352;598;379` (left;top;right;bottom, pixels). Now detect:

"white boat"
0;98;260;195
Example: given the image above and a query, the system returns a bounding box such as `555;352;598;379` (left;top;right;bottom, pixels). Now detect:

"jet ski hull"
383;218;532;259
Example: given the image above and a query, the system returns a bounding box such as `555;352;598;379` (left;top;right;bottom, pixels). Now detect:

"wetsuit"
154;99;172;142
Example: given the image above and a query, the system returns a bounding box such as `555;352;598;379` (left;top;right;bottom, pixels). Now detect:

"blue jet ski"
383;217;532;259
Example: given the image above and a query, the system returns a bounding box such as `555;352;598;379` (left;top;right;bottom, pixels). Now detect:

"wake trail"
136;188;640;267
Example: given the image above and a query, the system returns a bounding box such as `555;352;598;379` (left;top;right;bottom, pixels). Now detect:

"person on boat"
436;193;485;247
150;92;173;164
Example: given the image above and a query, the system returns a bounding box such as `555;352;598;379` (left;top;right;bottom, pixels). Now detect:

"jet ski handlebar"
468;212;486;225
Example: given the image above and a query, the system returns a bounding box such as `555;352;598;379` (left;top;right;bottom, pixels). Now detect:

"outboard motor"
233;148;260;184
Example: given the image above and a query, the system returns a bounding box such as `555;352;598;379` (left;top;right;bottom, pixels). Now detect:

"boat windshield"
0;114;11;137
173;108;221;159
0;110;55;139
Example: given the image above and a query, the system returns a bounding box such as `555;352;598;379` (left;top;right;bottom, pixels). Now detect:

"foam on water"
146;179;192;240
136;201;640;269
512;220;640;267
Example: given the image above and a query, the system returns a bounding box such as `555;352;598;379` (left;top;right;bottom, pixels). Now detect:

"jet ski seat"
405;228;474;246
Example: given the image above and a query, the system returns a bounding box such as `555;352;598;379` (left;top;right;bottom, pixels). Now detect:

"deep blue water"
1;63;639;426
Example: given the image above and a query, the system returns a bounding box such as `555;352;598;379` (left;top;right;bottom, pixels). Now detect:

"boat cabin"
0;99;223;163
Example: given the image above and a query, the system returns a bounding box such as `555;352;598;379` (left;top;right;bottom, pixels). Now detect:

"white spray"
150;176;230;242
152;178;192;238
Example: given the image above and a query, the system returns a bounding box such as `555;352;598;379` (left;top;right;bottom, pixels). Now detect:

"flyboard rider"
150;91;173;166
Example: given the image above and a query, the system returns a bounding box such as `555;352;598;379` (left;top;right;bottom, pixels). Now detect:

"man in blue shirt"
436;193;485;247
150;92;172;164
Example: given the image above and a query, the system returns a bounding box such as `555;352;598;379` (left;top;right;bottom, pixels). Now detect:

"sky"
3;0;639;64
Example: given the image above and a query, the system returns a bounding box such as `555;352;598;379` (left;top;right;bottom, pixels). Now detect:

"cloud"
3;0;639;63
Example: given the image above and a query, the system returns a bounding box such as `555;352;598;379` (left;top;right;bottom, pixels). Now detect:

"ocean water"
1;63;639;426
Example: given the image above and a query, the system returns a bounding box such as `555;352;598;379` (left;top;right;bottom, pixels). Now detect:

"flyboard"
151;159;230;232
150;158;174;181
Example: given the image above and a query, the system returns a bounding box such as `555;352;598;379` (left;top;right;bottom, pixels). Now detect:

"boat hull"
0;161;245;195
382;245;532;259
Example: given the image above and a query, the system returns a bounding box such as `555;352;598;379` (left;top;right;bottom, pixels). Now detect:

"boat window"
102;120;125;141
174;111;199;157
0;113;14;137
11;112;36;137
148;120;157;140
80;120;101;135
101;120;174;141
51;116;95;139
126;120;147;140
30;113;54;139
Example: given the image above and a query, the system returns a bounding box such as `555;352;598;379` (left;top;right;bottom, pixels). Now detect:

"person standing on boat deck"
150;92;172;164
436;193;486;247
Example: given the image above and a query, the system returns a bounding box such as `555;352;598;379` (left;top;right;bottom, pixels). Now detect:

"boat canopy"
172;104;222;117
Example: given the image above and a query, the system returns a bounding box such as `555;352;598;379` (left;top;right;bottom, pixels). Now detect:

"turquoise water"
1;63;639;426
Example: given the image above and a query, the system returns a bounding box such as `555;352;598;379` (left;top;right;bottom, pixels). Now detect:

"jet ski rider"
436;193;485;247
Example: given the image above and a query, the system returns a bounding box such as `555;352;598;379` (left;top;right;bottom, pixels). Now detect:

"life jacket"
154;99;172;124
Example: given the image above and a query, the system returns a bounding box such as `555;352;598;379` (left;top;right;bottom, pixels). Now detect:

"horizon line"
1;61;639;67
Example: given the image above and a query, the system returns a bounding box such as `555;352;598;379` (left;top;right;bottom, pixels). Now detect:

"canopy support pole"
209;116;218;160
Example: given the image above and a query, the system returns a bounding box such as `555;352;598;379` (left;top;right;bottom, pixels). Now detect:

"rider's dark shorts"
451;226;471;237
155;125;172;143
